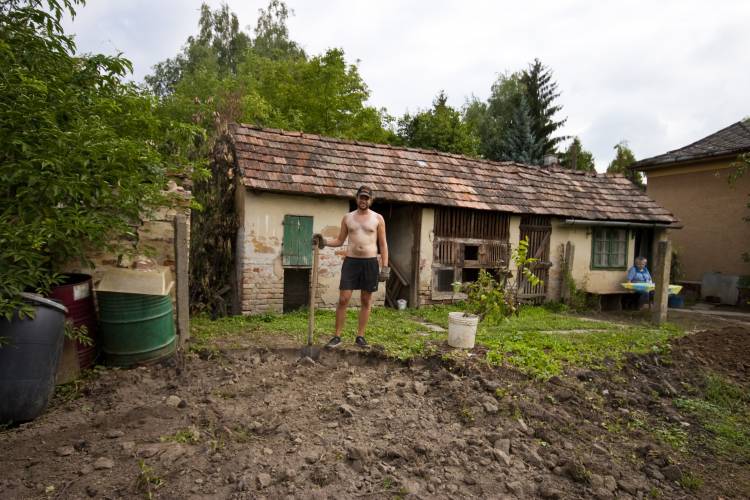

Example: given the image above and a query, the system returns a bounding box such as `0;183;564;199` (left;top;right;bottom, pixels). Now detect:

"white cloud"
62;0;750;170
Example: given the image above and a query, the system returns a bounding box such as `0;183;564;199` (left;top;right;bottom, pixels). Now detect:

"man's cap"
356;186;373;198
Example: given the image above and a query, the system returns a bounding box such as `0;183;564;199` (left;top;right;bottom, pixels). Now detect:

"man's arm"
324;215;349;247
377;214;388;267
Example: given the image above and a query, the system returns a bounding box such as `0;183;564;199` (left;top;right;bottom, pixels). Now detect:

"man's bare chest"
346;214;378;235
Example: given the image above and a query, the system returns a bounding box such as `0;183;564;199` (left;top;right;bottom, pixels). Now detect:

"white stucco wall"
240;191;386;314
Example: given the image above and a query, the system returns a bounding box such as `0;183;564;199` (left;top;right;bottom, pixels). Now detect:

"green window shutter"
282;215;313;267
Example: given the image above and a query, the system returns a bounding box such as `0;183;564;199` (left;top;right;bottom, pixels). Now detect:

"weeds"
459;406;475;424
679;471;703;491
675;374;750;461
655;424;688;452
159;426;200;445
135;460;163;499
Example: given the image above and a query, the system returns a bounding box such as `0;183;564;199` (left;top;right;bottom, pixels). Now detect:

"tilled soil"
1;326;748;499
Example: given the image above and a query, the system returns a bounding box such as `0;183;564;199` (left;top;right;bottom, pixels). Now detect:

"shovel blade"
300;345;321;361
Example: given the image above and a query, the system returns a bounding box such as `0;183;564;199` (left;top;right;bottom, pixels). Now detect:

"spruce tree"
521;58;566;154
499;95;544;165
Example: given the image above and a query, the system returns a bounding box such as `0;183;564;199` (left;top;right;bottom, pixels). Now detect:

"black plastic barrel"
0;293;67;424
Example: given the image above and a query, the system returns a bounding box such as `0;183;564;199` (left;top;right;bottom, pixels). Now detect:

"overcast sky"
62;0;750;171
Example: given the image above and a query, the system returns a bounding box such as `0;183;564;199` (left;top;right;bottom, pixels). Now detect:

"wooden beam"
410;206;422;309
174;214;190;348
652;239;672;325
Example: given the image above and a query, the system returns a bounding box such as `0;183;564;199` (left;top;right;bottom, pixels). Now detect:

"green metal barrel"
97;292;176;367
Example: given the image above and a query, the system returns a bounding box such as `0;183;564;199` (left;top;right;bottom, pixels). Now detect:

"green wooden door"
282;215;313;267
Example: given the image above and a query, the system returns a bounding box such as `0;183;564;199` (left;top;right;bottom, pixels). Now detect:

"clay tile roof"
634;120;750;170
229;124;678;224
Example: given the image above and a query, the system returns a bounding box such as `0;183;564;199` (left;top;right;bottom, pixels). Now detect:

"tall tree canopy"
561;137;596;172
607;141;644;187
147;1;393;144
498;95;545;165
521;58;567;154
465;60;566;164
465;72;526;161
0;0;199;318
397;91;479;155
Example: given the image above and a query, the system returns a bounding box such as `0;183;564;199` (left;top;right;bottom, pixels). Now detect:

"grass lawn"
191;304;683;380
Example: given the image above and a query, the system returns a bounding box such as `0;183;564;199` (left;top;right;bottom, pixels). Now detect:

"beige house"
633;120;750;293
220;125;678;314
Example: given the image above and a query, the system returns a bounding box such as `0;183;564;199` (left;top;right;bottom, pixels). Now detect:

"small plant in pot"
447;237;543;348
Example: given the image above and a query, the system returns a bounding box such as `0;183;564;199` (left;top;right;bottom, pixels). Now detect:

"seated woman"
627;256;653;309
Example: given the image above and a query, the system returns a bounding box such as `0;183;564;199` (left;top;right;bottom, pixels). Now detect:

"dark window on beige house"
591;228;628;269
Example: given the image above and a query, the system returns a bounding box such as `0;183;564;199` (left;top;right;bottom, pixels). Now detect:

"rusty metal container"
49;273;98;369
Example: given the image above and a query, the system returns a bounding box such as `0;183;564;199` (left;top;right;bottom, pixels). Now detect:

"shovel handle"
308;244;320;346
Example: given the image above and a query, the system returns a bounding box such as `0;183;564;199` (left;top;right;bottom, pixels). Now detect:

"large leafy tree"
397;91;479;155
561;137;596;172
607;141;644;187
145;3;251;98
465;72;525;161
0;0;200;318
521;58;566;154
149;1;393;143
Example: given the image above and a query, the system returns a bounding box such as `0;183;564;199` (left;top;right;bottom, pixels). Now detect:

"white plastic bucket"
396;299;407;310
448;312;479;348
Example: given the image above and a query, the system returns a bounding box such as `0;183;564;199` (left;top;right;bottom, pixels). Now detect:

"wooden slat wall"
519;215;552;303
435;207;509;240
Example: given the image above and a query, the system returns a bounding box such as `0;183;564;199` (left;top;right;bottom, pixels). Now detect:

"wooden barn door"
519;215;552;303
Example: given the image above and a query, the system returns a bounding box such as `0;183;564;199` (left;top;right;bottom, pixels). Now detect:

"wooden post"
652;239;672;325
410;206;422;309
174;214;190;348
560;242;575;304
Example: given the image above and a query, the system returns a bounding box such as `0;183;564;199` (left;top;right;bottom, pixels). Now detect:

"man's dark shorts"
340;257;379;292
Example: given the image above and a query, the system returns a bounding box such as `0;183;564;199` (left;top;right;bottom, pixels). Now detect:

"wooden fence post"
560;242;575;304
174;214;190;347
652;240;672;325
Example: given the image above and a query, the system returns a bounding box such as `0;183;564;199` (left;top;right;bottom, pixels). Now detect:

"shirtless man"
313;186;389;348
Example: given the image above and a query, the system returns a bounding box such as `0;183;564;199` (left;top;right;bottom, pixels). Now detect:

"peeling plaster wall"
549;222;636;296
417;207;435;305
241;191;386;314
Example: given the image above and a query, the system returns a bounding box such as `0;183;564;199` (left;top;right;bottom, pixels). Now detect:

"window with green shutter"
591;228;628;269
282;215;313;267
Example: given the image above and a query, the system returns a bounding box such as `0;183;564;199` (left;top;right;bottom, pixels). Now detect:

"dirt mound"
671;327;750;385
1;327;748;499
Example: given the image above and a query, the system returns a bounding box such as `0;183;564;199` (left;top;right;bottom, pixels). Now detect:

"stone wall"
64;181;191;292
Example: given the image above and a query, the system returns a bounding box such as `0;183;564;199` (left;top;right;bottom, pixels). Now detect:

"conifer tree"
499;95;544;165
521;58;566;154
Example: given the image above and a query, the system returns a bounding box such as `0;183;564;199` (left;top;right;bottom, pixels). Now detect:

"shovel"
300;241;321;360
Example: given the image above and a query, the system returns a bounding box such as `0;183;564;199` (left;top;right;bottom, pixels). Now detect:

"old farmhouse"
218;125;679;315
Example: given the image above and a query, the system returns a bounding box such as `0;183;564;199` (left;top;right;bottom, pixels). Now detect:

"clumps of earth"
1;327;748;499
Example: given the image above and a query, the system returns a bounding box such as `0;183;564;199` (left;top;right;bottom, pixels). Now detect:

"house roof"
229;124;678;224
634;120;750;170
